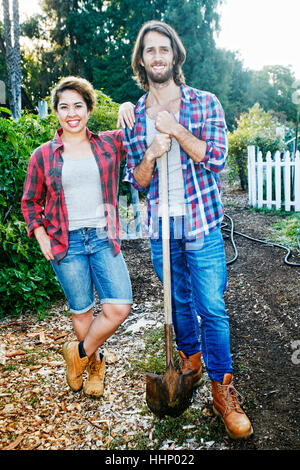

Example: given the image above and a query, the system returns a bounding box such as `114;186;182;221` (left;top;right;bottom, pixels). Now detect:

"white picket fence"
247;145;300;212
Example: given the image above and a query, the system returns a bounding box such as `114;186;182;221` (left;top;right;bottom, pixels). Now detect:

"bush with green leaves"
227;103;286;189
0;90;130;318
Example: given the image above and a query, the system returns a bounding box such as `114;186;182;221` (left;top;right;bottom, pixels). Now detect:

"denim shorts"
51;227;132;314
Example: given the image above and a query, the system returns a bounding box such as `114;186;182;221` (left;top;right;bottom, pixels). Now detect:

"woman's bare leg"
72;309;99;361
82;304;131;358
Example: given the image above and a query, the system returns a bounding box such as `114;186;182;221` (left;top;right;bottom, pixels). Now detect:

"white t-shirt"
62;155;106;231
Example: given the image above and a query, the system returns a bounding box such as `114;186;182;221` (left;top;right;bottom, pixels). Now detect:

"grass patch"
245;207;300;249
270;213;300;249
127;326;180;375
106;406;225;450
152;407;224;447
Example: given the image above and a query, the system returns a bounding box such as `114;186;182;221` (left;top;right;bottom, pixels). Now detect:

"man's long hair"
131;20;186;91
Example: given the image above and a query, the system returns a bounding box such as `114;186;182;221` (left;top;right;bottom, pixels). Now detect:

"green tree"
164;0;222;88
19;0;223;106
20;0;107;104
250;66;298;123
206;48;253;130
93;0;166;103
163;1;254;130
16;0;299;132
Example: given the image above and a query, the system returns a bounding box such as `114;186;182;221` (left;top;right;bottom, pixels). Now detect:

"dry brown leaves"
0;299;190;451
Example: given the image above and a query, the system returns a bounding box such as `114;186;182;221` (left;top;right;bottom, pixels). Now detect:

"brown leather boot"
62;341;88;392
212;373;253;439
83;354;105;398
179;351;202;387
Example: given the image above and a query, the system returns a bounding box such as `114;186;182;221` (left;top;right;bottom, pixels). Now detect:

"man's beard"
146;64;174;85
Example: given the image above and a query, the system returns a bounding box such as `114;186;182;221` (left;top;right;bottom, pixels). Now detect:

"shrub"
227;103;286;189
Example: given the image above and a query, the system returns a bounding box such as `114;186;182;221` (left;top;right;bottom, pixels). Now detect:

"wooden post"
274;151;281;210
38;100;48;119
284;151;291;211
0;80;5;104
247;145;256;207
257;151;263;208
266;151;272;210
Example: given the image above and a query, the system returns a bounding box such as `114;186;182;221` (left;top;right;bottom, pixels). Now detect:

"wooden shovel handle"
161;153;172;326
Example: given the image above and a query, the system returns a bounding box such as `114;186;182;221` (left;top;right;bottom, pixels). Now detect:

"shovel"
146;152;194;418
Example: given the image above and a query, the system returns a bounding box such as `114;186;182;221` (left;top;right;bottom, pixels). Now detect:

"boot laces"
183;357;192;370
218;383;245;416
88;359;103;377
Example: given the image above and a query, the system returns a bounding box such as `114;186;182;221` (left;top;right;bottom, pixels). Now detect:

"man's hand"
147;133;172;162
132;132;171;188
34;226;54;261
155;110;179;137
156;110;207;163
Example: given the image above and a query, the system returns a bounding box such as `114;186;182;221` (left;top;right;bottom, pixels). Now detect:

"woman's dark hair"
51;76;96;112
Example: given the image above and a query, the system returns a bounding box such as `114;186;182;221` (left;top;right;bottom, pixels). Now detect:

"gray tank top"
62;155;106;231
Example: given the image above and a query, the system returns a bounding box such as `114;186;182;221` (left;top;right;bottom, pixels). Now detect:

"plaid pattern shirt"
123;84;228;239
22;128;125;263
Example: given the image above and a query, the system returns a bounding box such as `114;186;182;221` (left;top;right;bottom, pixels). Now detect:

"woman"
22;76;132;398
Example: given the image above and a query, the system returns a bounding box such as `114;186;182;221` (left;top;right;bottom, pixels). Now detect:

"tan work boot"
62;341;88;392
212;373;253;440
83;354;105;398
179;351;202;387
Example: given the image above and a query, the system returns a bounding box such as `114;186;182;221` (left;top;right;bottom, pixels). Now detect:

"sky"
10;0;300;80
215;0;300;79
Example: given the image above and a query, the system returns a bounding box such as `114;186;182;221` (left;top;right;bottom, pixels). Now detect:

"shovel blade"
146;365;194;418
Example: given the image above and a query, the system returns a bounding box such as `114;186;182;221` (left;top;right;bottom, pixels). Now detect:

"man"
122;20;253;440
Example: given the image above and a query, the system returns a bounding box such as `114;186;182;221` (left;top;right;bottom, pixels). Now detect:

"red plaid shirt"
21;128;125;263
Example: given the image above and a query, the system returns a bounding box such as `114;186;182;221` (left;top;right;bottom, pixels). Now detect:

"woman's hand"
34;226;54;261
117;102;135;130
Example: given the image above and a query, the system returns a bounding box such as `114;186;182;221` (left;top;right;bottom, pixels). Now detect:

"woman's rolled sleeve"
21;153;46;238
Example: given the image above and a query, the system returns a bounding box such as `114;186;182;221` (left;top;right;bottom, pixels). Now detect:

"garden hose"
222;213;300;267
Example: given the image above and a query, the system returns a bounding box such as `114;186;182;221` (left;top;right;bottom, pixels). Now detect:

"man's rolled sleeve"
200;94;228;173
122;127;149;192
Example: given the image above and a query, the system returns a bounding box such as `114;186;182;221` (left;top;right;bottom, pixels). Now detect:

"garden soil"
0;173;299;451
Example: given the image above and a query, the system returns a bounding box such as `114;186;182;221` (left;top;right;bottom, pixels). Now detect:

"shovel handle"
161;153;172;326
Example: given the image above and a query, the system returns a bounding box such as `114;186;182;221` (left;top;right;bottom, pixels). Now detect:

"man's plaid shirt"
123;84;228;240
22;128;125;263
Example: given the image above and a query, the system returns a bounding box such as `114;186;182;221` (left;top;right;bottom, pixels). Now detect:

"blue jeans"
51;227;132;314
150;217;232;382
